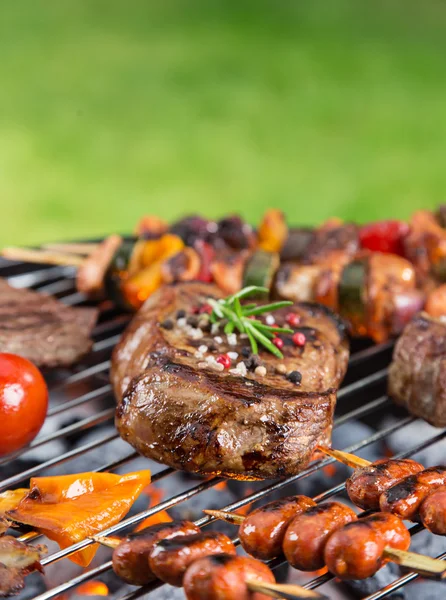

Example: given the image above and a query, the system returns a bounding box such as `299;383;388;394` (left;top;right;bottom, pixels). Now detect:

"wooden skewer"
42;242;99;255
90;535;121;549
316;445;372;468
2;247;84;267
246;580;327;600
383;548;446;579
204;510;446;580
203;509;245;524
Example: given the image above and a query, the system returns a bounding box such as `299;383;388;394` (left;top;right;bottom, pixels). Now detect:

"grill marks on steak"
0;278;98;368
112;282;349;480
388;312;446;427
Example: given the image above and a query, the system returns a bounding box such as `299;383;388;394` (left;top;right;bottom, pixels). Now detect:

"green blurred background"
1;0;446;246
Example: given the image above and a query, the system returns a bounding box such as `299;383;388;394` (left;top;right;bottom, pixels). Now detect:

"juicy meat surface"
112;282;349;480
0;278;98;368
388;312;446;427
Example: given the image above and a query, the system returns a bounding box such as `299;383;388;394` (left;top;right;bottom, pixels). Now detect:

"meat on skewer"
318;446;446;533
93;525;325;600
204;499;446;580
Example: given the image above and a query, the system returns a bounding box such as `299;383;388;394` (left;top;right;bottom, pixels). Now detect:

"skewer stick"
246;580;328;600
316;445;372;468
2;247;84;267
203;509;245;524
90;535;122;549
42;242;99;255
383;548;446;579
204;510;446;580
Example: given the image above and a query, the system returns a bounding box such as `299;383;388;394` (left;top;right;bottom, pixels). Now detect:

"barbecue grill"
1;253;445;600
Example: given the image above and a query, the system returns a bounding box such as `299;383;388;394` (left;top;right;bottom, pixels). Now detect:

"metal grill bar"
1;260;445;600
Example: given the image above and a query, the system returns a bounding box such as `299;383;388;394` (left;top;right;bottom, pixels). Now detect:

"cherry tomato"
0;354;48;456
359;220;409;256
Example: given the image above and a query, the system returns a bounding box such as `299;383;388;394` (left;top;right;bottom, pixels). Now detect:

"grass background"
1;0;446;245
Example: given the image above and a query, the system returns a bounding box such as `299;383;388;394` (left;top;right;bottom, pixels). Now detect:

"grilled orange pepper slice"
8;470;151;567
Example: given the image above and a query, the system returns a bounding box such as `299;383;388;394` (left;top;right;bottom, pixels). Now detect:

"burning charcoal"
381;417;446;465
343;562;404;599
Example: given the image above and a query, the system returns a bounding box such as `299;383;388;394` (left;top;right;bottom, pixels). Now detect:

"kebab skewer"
317;446;446;533
203;499;446;580
91;522;326;600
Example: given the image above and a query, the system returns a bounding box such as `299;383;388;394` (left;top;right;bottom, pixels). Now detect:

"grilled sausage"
239;495;316;560
419;486;446;535
183;554;275;600
112;520;200;585
283;502;357;571
149;531;236;587
379;466;446;520
346;458;424;510
324;512;410;580
76;234;122;294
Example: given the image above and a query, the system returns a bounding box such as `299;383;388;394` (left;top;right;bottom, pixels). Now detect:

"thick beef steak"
112;283;349;480
0;278;97;368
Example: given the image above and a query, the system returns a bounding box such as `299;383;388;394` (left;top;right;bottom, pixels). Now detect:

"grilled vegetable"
8;470;151;567
258;209;288;253
338;258;368;336
243;250;280;291
0;354;48;456
359;220;409;256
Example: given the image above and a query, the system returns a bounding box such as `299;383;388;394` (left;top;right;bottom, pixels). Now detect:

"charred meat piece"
0;536;47;597
303;221;359;266
388;313;446;427
112;282;349;480
0;279;97;368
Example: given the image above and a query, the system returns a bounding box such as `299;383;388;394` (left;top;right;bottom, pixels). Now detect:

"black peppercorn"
176;309;186;319
160;319;174;330
287;370;302;385
241;347;251;358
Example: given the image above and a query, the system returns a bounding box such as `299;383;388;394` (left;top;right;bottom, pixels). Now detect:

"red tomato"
0;354;48;456
359;220;409;256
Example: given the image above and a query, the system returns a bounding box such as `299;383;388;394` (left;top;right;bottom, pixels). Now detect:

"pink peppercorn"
272;337;284;350
199;303;213;315
286;313;301;327
216;354;231;369
292;332;306;347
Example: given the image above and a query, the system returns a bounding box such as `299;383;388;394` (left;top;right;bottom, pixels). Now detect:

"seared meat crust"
388;313;446;427
0;278;97;368
112;283;349;480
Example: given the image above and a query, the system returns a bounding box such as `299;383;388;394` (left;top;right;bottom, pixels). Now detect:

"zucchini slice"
338;258;368;332
243;250;280;292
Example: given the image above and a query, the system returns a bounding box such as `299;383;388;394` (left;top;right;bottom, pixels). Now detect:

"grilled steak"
0;278;98;368
112;282;349;480
388;312;446;427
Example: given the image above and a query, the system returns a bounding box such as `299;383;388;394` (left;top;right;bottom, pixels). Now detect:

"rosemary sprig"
207;286;293;358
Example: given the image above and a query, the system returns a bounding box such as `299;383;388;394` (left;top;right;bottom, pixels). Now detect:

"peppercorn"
292;332;306;347
287;370;302;385
160;319;174;330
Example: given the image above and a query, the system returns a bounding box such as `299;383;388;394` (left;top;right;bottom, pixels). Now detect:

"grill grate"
1;256;445;600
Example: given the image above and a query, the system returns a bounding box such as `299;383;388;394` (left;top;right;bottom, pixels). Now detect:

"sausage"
239;495;316;560
76;234;122;294
112;520;200;585
283;502;357;571
324;512;410;580
183;554;275;600
346;458;424;510
149;531;236;587
379;466;446;520
419;485;446;535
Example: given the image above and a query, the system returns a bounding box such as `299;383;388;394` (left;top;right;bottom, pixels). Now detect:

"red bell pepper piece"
359;220;409;256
